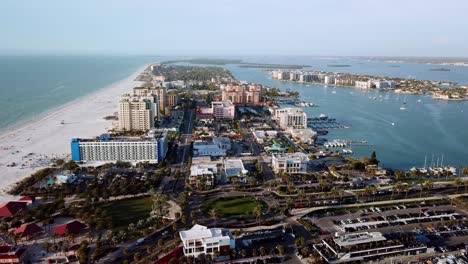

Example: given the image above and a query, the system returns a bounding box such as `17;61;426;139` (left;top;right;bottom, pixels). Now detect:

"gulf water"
0;55;156;132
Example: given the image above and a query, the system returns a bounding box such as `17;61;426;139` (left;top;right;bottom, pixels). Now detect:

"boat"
417;99;422;103
60;120;65;125
400;106;406;111
391;122;395;126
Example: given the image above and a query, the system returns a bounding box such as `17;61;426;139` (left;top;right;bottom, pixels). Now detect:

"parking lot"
306;202;468;247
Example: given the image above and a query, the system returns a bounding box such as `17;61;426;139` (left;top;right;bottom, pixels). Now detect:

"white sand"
0;64;149;202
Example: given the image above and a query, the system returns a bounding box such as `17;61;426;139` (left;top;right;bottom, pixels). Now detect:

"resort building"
212;100;235;120
70;130;168;164
132;87;167;114
275;108;307;129
179;225;235;258
118;95;155;131
271;152;309;174
224;159;248;183
220;83;262;105
313;232;428;263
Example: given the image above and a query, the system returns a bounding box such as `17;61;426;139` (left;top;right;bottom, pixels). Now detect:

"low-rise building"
0;246;26;264
212;137;231;150
193;141;226;157
373;80;395;89
313;232;428;263
179;225;235;258
271;152;309;174
70;130;168;164
224;159;248;183
189;164;219;186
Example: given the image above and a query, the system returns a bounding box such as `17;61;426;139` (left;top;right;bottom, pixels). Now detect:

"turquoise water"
223;58;468;170
0;55;156;131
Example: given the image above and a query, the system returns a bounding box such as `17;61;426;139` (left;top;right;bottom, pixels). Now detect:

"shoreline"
0;64;150;202
270;79;468;101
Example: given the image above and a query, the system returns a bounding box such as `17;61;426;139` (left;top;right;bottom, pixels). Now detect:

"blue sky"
1;0;467;56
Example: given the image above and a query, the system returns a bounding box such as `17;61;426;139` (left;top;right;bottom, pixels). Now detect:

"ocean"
0;55;157;132
1;55;467;170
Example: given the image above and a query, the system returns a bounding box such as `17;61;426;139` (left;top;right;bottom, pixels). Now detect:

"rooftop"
179;225;232;241
334;232;387;247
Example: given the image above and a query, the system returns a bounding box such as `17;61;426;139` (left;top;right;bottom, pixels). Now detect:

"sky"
1;0;468;57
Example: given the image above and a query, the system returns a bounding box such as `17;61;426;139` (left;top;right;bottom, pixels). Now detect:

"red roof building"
19;196;35;204
53;220;87;236
0;246;26;264
0;202;28;217
14;223;43;238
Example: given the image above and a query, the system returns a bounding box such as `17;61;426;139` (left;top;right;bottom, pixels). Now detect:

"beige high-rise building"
167;92;179;107
133;87;167;115
221;83;262;105
118;95;155;131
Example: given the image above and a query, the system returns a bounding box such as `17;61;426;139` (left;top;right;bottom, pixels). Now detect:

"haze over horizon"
2;0;468;57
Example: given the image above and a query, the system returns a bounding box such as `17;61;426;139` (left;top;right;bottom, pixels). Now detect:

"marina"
307;114;348;132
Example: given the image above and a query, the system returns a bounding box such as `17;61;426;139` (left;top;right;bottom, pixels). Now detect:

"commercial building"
118;95;155;131
224;159;248;183
167;92;179;107
70;130;168;164
189;164;219;186
271;152;309;174
212;101;235;120
288;128;317;143
276;108;307;129
212;137;231;150
180;225;235;258
193;141;226;157
313;232;428;263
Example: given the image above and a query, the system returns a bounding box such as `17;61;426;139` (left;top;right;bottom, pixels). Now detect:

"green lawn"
98;196;152;229
201;197;265;219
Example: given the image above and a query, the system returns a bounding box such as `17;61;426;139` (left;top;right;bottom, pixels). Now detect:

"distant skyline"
2;0;468;57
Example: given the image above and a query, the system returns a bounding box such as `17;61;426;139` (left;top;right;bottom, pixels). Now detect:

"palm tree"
454;178;463;193
252;205;262;223
330;187;339;202
209;208;217;227
401;184;409;199
420;181;433;198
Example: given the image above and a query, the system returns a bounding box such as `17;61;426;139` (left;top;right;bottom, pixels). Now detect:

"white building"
224;159;249;183
193;141;226;157
324;75;335;85
212;100;235;120
71;130;168;164
355;80;372;89
313;232;428;263
373;80;395;89
276;108;307;129
271;152;309;174
288;128;317;143
212;137;231;150
189;164;219;186
180;225;235;258
118;95;155;131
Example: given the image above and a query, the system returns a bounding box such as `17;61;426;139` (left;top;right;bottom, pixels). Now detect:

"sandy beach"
0;64;149;202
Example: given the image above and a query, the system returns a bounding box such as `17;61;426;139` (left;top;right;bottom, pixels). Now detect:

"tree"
455;178;463;193
209;208;217;226
369;151;379;165
259;246;266;256
149;190;170;221
134;253;141;262
277;245;285;256
252;205;262;223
